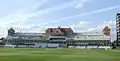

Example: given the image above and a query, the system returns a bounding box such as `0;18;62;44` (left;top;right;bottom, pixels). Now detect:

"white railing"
74;36;110;40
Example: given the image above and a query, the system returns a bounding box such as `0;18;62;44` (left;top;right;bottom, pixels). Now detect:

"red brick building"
45;27;73;36
103;26;110;36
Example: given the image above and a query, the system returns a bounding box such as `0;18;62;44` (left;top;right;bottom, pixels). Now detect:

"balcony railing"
74;36;110;40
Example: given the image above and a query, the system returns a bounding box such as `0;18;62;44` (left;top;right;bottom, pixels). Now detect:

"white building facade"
5;28;111;48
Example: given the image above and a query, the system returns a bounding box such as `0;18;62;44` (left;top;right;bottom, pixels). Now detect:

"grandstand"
5;26;111;48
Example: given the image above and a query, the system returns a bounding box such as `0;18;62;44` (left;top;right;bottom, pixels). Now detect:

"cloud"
33;0;92;17
75;4;84;8
0;0;48;37
74;0;92;8
37;20;92;32
0;26;7;37
13;0;48;10
2;10;29;27
33;2;74;17
43;5;119;25
0;9;29;37
3;0;92;27
32;0;48;10
70;20;93;32
79;5;120;16
2;0;47;27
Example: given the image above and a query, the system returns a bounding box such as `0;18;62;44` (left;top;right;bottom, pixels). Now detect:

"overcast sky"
0;0;119;41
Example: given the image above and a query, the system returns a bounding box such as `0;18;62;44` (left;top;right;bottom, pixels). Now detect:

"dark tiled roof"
46;27;73;35
60;28;73;33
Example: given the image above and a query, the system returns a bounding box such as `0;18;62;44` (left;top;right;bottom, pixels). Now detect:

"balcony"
117;15;120;18
74;36;110;40
117;33;120;35
118;36;120;38
117;27;120;30
117;24;120;26
117;30;120;32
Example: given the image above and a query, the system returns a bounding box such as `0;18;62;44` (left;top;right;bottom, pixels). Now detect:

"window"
118;33;120;35
117;24;119;26
117;15;120;18
117;27;120;30
50;38;65;40
117;18;120;21
117;30;120;32
50;29;53;32
56;31;59;33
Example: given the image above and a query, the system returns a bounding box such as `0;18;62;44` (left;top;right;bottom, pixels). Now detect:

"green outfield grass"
0;48;120;61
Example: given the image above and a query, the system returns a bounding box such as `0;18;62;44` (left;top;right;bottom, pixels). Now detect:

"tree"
111;41;116;49
0;37;6;48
